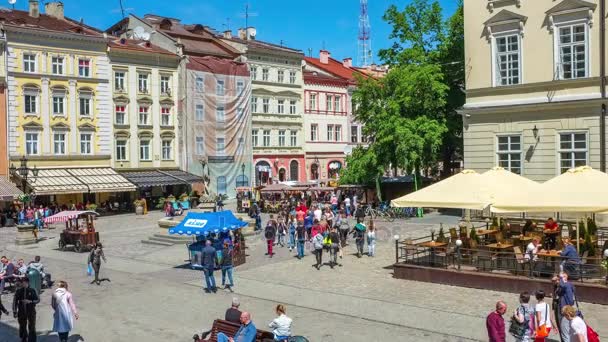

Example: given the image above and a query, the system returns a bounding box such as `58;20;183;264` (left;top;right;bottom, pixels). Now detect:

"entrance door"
278;169;286;182
310;163;319;180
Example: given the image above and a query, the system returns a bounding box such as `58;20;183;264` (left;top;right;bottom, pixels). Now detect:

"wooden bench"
203;319;274;342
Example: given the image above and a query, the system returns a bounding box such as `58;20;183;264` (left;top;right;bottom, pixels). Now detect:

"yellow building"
4;1;134;205
462;0;608;181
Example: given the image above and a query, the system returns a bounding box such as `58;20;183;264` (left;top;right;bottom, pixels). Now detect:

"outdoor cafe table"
485;242;514;269
537;250;562;274
417;241;448;267
477;229;498;243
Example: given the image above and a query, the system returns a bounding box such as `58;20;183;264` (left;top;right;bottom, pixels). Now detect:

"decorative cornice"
467;76;600;97
8;72;109;84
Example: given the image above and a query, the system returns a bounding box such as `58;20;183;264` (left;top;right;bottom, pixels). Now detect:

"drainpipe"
601;0;606;172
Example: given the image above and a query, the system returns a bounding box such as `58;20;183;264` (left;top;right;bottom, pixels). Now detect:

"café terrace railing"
395;236;608;284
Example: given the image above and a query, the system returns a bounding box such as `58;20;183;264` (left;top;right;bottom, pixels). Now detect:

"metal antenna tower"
357;0;372;67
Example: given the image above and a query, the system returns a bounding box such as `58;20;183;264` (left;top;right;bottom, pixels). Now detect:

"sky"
8;0;458;65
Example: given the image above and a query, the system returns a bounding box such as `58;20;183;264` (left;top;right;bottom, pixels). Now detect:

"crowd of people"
487;271;598;342
258;199;377;269
0;255;52;293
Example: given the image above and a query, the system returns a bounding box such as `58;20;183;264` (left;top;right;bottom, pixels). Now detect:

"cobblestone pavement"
0;206;606;342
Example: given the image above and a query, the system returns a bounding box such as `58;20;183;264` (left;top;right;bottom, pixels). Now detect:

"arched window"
217;176;227;195
255;161;271;186
290;160;299;181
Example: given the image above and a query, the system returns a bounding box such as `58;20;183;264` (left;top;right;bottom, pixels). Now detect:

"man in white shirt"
525;238;540;262
344;197;351;217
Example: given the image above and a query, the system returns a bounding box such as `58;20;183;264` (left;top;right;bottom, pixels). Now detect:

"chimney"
238;28;246;40
45;2;64;19
246;27;256;40
223;30;232;39
28;0;40;18
320;50;330;64
342;57;352;68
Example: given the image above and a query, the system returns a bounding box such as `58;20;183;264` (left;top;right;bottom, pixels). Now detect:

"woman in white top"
52;281;79;342
534;290;558;341
269;304;292;341
367;220;376;257
562;305;587;342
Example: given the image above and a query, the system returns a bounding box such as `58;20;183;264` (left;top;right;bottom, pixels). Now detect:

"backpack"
264;226;274;240
215;250;223;265
587;324;600;342
296;226;306;240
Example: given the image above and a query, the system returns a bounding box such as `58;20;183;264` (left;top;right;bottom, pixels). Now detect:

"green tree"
343;0;464;186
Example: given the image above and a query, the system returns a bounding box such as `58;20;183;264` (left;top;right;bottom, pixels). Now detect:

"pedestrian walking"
220;240;234;291
295;223;306;259
561;306;587;342
51;281;79;342
328;227;341;268
277;216;286;248
288;216;296;252
367;220;376;257
352;220;366;258
534;290;558;342
337;211;349;247
13;277;39;342
0;293;9;319
268;304;292;341
202;240;217;293
265;222;276;258
304;211;313;239
511;292;533;342
88;243;108;285
555;272;576;342
312;230;324;270
487;301;507;342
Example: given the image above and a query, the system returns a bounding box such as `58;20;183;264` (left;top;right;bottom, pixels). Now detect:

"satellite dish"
133;26;146;40
249;28;257;37
8;0;16;5
141;31;151;41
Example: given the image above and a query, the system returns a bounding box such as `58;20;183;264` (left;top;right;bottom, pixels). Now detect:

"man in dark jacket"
201;240;217;293
486;301;507;342
13;277;39;342
265;222;276;258
220;241;234;290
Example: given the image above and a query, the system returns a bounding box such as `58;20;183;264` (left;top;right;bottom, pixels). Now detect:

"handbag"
86;263;93;276
509;306;528;338
535;303;549;338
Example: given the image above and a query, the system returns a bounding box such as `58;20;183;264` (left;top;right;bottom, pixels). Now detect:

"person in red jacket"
487;301;507;342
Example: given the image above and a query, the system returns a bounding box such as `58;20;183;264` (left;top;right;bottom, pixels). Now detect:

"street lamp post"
394;234;400;264
456;239;463;270
604;249;608;285
9;155;39;245
241;163;246;187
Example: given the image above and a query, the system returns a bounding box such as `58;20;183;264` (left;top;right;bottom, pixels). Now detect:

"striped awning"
121;169;204;188
0;177;23;201
44;210;99;224
21;167;136;195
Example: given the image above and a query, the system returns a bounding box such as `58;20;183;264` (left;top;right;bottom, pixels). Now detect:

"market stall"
44;210;100;252
169;211;248;269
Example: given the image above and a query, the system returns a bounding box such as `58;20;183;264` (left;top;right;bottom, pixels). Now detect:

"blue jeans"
203;268;216;290
221;265;234;287
346;205;351;216
217;332;230;342
288;232;296;248
297;240;305;257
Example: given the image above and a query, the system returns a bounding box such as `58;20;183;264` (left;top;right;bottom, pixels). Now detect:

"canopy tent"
260;183;289;192
480;167;542;213
391;170;490;210
44;210;99;224
492;166;608;213
168;210;247;236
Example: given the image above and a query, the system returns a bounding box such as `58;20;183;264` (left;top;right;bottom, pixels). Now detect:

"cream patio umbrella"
492;165;608;251
391;170;490;210
479;167;542;214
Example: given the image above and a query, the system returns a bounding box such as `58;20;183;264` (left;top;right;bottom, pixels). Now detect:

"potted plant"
133;199;145;215
583;232;596;259
586;217;598;236
491;217;499;229
155;197;166;210
437;227;446;243
179;192;189;202
85;203;98;211
470;227;480;244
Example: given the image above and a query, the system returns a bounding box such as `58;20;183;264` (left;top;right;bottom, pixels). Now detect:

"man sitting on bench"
218;311;256;342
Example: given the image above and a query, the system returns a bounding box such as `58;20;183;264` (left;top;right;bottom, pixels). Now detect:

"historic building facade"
2;2;136;204
221;28;305;185
107;38;180;171
106;14;250;198
462;0;608;181
303;50;368;181
0;29;7;178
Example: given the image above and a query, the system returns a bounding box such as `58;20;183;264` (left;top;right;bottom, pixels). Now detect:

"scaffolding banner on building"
184;56;251;198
